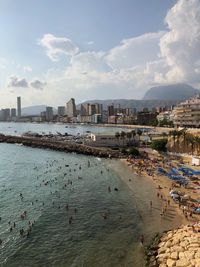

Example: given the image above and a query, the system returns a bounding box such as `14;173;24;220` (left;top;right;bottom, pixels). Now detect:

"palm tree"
120;131;126;147
115;132;120;147
194;135;200;155
169;130;178;152
180;128;187;153
126;132;132;146
186;133;195;155
131;130;136;139
137;129;142;145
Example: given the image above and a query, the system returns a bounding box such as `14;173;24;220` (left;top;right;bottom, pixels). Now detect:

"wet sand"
108;159;186;235
106;159;186;266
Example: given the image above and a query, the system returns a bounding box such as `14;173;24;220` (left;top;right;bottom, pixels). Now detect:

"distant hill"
143;84;199;101
77;99;179;111
22;105;46;116
22;105;58;116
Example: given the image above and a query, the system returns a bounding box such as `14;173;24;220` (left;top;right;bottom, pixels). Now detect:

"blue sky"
0;0;200;108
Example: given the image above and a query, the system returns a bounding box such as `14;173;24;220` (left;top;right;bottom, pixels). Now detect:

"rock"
171;246;184;253
179;252;186;259
176;259;189;267
158;247;167;254
166;258;176;267
184;250;195;260
195;250;200;259
170;251;178;260
165;241;172;248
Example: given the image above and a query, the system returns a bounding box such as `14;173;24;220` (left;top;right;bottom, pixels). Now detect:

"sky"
0;0;200;108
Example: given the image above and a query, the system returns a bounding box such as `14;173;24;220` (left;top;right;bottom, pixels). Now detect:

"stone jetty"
0;134;121;158
147;223;200;267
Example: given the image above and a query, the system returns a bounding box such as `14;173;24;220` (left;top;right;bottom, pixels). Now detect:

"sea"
0;122;182;267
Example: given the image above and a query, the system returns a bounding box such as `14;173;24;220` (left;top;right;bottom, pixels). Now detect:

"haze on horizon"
0;0;200;108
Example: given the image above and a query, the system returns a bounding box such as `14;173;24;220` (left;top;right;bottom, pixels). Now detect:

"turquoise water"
0;144;144;267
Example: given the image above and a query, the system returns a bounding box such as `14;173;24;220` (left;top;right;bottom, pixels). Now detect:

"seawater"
0;122;132;136
0;143;145;267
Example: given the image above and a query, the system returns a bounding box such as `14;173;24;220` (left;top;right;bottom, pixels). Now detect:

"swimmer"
140;234;144;245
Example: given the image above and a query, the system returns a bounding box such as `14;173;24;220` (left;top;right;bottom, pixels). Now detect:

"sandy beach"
106;159;187;241
121;157;200;224
106;156;199;266
107;155;200;240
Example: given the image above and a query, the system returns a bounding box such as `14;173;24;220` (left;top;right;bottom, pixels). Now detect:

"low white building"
86;133;138;147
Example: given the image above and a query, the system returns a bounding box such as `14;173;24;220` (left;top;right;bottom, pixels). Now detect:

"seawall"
0;134;121;158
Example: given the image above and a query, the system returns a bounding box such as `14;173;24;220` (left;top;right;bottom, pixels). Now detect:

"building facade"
66;98;76;118
46;106;53;121
173;95;200;128
17;96;21;117
57;106;65;116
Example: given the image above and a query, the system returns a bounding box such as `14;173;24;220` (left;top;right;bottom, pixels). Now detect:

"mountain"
143;84;199;101
77;99;179;111
22;105;46;116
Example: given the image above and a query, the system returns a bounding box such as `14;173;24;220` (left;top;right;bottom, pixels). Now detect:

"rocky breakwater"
147;223;200;267
0;134;121;158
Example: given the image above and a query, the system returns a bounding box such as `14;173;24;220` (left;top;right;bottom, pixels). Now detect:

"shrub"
128;147;140;156
150;139;167;152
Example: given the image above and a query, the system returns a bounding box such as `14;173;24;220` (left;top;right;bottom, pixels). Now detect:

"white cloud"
7;76;29;88
39;34;79;61
3;0;200;107
160;0;200;84
105;31;165;70
30;79;46;90
23;66;32;73
7;76;46;91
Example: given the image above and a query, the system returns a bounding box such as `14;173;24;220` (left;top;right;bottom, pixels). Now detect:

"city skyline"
0;0;200;108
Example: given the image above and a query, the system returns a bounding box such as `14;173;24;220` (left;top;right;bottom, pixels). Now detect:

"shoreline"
109;158;199;266
121;158;199;225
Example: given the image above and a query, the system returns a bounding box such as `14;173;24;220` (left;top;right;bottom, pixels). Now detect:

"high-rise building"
46;106;53;121
66;98;77;118
17;96;21;117
88;104;96;115
173;95;200;128
0;109;10;121
80;103;90;116
57;106;65;116
108;105;114;116
11;108;16;118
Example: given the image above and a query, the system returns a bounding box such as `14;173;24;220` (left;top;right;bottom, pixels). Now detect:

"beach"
106;159;186;241
107;154;200;236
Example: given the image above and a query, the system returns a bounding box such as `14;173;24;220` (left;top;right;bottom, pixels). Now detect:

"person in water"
140;234;144;245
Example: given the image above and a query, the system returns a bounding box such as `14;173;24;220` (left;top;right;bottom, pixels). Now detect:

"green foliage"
128;147;140;156
120;147;127;154
158;118;173;127
150;139;167;152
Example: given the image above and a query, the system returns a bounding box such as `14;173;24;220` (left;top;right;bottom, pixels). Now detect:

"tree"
150;139;167;152
120;131;126;147
137;129;142;143
128;147;140;156
131;130;136;139
126;132;132;145
169;130;178;152
115;132;120;147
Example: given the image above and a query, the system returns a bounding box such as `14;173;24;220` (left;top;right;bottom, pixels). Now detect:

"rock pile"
0;134;122;158
147;223;200;267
